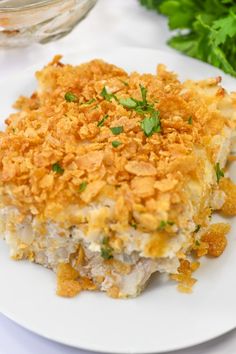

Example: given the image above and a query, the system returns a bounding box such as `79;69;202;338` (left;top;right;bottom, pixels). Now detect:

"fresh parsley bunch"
139;0;236;76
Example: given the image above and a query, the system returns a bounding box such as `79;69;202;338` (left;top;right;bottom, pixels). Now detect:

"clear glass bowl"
0;0;97;47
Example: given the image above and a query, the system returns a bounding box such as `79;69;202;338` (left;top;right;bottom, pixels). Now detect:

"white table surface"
0;0;235;353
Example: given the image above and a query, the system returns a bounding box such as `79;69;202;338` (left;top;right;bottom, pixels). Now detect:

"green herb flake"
195;240;201;246
140;111;161;137
101;237;113;260
119;79;129;86
110;126;124;135
112;140;122;148
215;162;224;183
158;220;174;230
102;236;109;245
65;92;78;102
188;116;193;124
83;98;96;106
52;162;64;174
194;225;201;233
97;114;109;127
101;248;113;260
140;84;147;105
130;222;137;229
119;97;137;108
100;86;118;102
78;181;87;193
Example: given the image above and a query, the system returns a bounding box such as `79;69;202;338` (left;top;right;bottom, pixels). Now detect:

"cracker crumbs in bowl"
0;55;236;298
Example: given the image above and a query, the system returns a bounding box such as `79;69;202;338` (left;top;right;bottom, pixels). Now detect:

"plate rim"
1;307;235;354
0;46;235;354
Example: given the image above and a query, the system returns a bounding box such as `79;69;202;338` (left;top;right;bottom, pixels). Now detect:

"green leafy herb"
119;85;149;111
65;92;78;102
78;181;87;193
119;79;129;86
110;126;124;135
130;86;161;134
119;97;137;108
119;85;161;136
112;140;122;148
120;85;157;114
139;0;236;77
188;116;193;124
52;163;64;174
97;114;109;127
157;220;174;230
101;237;113;260
140;84;147;105
215;162;224;183
195;240;200;246
100;87;118;102
141;111;161;137
194;224;201;233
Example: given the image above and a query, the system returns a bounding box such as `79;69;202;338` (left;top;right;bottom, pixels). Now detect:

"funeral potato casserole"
0;56;236;298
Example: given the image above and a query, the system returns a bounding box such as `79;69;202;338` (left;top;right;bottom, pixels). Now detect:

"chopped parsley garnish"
188;116;193;124
119;79;129;86
215;162;224;183
52;162;64;174
130;222;137;229
83;98;96;105
195;240;200;246
110;126;124;135
158;220;174;230
140;84;147;105
102;236;109;245
134;85;156;115
100;86;118;102
65;92;78;102
119;85;161;136
194;224;201;233
112;140;122;148
97;114;109;127
78;181;87;193
141;111;161;137
119;85;156;114
101;237;113;260
119;97;137;108
101;247;113;260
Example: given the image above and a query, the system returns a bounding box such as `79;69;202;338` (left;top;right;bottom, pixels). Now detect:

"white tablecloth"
0;0;235;353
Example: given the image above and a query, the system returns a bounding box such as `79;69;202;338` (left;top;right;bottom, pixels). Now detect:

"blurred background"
0;0;170;80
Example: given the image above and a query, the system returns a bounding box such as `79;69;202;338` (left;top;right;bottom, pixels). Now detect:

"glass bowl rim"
0;0;77;13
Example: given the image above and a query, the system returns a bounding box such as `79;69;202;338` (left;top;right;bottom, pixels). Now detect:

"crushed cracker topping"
201;223;230;257
1;56;233;223
219;178;236;216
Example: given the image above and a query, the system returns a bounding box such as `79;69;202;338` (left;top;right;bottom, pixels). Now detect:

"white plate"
0;47;236;354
